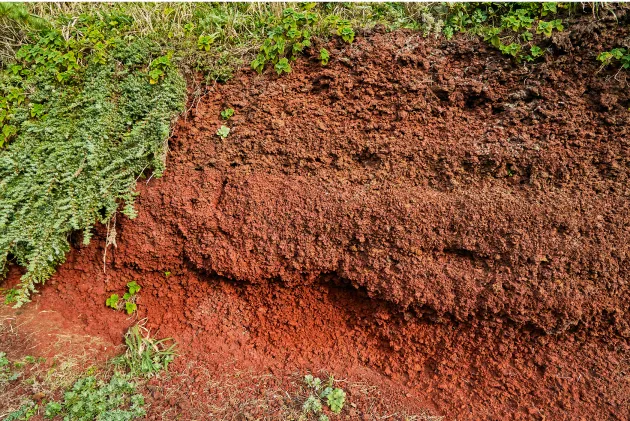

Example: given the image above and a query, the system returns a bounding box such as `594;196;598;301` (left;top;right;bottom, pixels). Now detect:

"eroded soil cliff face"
130;24;629;334
3;13;630;421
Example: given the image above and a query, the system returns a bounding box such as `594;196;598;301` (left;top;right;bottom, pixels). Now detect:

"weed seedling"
43;373;145;420
302;374;347;417
319;48;330;65
220;108;234;120
106;281;141;315
217;125;230;138
197;34;216;51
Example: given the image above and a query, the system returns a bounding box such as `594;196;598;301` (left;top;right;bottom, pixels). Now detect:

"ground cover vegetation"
1;323;174;421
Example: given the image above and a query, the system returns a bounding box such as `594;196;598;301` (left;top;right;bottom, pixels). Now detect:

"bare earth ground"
2;11;630;421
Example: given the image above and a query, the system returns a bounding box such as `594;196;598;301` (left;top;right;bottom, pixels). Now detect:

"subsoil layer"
3;12;630;421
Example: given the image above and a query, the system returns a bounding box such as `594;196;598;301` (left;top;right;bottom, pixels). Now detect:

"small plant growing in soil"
444;3;565;62
336;22;355;44
106;281;141;315
197;34;216;51
43;373;146;420
319;48;330;65
275;57;292;75
217;125;230;138
4;401;38;421
111;324;177;377
597;47;630;70
221;108;234;120
301;374;347;418
0;351;20;383
251;6;355;75
148;52;174;85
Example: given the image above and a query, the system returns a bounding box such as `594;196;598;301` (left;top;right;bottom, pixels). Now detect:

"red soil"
3;12;630;421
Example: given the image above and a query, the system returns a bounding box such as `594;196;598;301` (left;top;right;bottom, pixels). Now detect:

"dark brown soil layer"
3;10;630;421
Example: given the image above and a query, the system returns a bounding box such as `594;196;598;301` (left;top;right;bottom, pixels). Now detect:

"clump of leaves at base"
216;125;230;138
0;351;20;384
106;281;141;315
251;6;354;75
0;12;186;306
440;2;566;62
220;107;234;120
301;374;347;419
43;373;145;421
597;47;630;70
111;324;177;378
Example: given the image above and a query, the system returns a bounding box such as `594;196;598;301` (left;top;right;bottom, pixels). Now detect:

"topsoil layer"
4;10;630;421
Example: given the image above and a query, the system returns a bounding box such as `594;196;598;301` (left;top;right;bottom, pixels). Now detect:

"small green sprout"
106;281;140;315
319;48;330;65
197;34;215;51
221;108;234;120
217;125;230;138
106;294;119;309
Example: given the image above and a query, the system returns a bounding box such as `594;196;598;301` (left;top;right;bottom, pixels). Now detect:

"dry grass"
143;362;442;421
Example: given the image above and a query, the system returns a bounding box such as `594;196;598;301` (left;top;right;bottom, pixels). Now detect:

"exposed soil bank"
130;24;629;334
4;12;630;421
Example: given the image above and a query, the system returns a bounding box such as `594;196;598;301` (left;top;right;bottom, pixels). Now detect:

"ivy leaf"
319;48;330;65
274;57;291;75
125;302;137;315
127;281;141;295
106;294;119;309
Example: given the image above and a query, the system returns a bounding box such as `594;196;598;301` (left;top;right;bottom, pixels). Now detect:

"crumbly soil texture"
3;11;630;421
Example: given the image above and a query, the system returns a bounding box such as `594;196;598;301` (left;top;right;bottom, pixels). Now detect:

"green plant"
111;324;176;377
0;11;186;306
220;108;234;120
442;3;566;62
598;47;630;69
336;22;355;44
43;373;145;421
536;18;563;37
4;401;38;421
1;351;20;383
302;374;347;417
319;48;330;65
216;125;230;138
274;57;291;75
251;7;316;75
148;52;174;84
197;34;215;51
2;287;19;305
106;281;141;315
